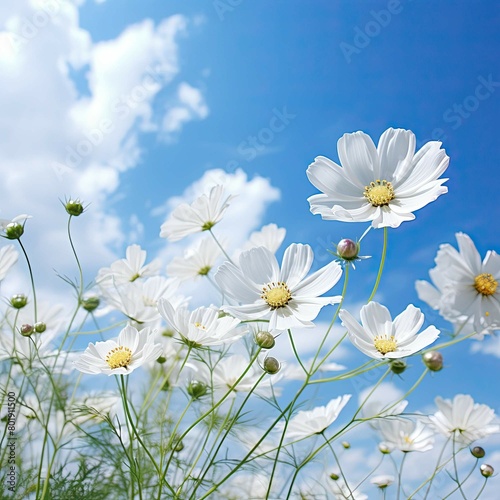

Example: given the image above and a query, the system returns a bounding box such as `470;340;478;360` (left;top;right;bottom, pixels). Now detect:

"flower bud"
34;322;46;333
336;239;359;260
341;441;350;449
422;351;443;371
10;294;28;309
187;381;208;400
156;356;167;364
263;356;281;374
162;329;175;337
471;446;485;458
65;199;84;216
329;473;339;481
390;359;406;374
378;442;392;454
480;464;494;477
4;222;24;240
171;438;184;452
81;296;100;312
20;324;33;336
255;331;275;349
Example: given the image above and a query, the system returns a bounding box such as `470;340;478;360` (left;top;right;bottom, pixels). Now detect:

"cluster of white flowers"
1;127;498;499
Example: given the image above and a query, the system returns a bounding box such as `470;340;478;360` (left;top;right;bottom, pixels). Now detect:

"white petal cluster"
428;394;500;444
160;185;232;241
339;302;439;359
157;299;243;347
167;237;221;281
215;243;343;330
74;325;163;376
307;128;449;228
416;232;500;336
0;245;18;281
100;275;182;326
374;418;434;453
97;244;161;286
280;395;351;440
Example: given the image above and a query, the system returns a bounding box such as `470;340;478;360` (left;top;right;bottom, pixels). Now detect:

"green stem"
209;228;234;264
367;226;388;303
17;238;37;323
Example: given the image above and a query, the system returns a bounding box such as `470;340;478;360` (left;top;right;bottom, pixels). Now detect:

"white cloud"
470;335;500;358
162;81;209;140
0;1;209;306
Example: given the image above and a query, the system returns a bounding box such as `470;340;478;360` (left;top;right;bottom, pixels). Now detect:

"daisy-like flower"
99;276;181;325
374;418;434;453
280;394;351;440
428;394;500;445
160;185;232;241
416;232;500;335
370;475;395;489
0;245;18;281
157;299;243;347
339;302;439;359
215;243;343;330
167;237;221;281
96;244;161;285
307;127;449;228
74;325;163;375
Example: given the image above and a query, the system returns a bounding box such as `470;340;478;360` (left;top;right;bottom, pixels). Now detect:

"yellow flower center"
194;322;207;330
106;346;132;369
198;265;211;276
373;335;397;355
262;282;292;309
364;180;395;206
404;435;413;445
474;273;497;296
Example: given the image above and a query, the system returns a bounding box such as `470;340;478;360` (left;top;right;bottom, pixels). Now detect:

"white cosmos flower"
157;299;243;347
99;276;181;325
74;325;163;376
307;127;449;228
0;245;18;281
374;418;434;452
417;233;500;335
167;237;221;281
215;243;343;330
280;394;351;440
428;394;500;445
96;244;161;286
339;302;439;359
370;475;395;489
160;185;232;241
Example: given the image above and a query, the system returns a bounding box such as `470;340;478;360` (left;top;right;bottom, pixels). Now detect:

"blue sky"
1;0;499;495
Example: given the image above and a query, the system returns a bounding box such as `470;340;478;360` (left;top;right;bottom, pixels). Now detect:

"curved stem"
17;238;37;323
367;227;388;303
209;228;234;265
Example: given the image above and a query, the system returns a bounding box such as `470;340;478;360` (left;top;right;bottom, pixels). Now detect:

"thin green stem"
367;226;388;303
396;452;407;500
17;238;37;322
209;228;234;264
